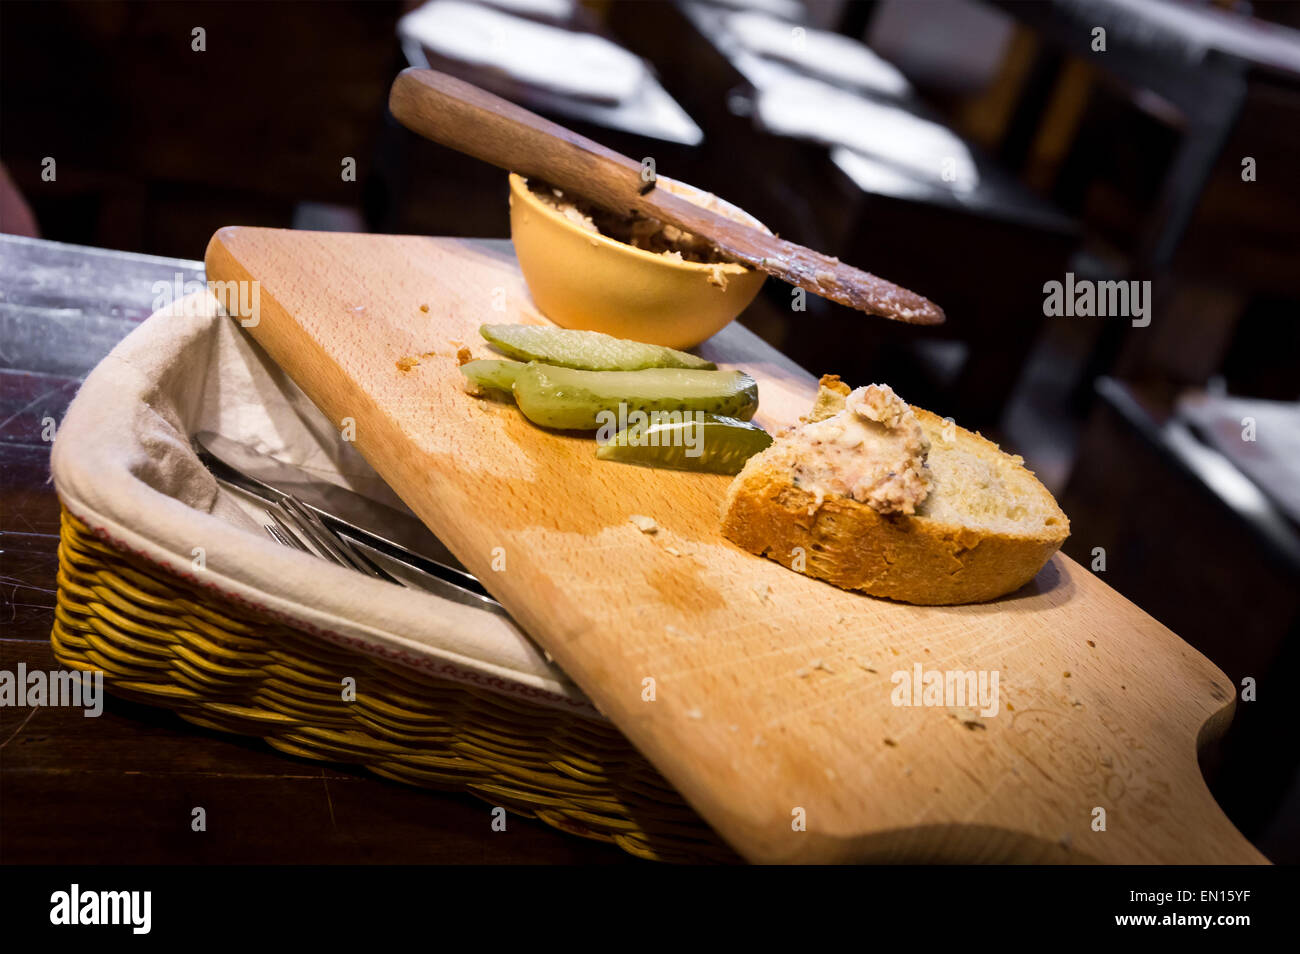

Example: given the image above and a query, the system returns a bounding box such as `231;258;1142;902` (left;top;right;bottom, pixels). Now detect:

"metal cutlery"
194;432;508;616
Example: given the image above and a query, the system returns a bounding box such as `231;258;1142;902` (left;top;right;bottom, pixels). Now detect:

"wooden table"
0;234;635;864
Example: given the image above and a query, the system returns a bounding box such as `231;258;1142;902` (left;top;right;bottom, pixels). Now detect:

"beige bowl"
508;173;767;350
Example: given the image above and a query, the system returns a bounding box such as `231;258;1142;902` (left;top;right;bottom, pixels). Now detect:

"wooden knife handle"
389;68;647;215
387;67;947;326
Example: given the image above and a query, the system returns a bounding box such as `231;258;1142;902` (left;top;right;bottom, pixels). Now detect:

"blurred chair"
990;0;1300;397
609;0;1079;431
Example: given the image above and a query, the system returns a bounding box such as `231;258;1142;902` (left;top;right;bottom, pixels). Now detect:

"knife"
194;432;504;612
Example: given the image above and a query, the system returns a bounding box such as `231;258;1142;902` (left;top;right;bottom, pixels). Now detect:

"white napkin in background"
829;146;942;202
752;74;979;192
707;0;806;20
726;9;911;98
477;0;576;20
398;0;646;104
51;291;597;718
1177;392;1300;527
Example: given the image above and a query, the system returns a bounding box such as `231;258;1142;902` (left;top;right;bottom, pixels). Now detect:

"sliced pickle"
460;358;525;394
512;363;758;431
481;323;716;371
596;415;772;474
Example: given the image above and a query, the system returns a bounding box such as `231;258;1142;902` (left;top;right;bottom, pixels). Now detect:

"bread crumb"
686;708;702;720
664;545;682;556
949;707;985;730
795;667;810;678
706;263;729;289
396;356;419;372
629;514;658;533
455;347;472;366
802;375;852;424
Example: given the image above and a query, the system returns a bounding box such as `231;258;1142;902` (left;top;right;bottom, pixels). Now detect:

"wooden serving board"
206;227;1265;864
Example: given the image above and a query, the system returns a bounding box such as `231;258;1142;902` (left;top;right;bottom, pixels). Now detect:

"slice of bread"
721;376;1069;605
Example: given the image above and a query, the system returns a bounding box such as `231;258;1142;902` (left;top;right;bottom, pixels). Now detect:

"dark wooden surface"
0;234;636;864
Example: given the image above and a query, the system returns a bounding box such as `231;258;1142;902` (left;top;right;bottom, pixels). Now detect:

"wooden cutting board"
206;227;1266;864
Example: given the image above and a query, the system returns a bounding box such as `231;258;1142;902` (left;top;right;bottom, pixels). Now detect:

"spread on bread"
779;381;932;516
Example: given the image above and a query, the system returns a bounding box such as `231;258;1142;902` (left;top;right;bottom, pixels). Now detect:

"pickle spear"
481;323;716;371
596;415;772;474
460;358;525;394
512;363;758;430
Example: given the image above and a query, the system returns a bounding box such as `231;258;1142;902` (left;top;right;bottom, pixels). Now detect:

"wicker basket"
50;507;735;863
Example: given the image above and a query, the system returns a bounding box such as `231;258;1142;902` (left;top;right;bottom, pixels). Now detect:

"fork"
262;494;393;582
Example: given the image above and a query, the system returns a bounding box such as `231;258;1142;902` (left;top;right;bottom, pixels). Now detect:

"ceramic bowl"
508;172;767;349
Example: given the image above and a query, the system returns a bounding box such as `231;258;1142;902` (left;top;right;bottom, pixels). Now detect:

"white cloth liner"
51;290;600;719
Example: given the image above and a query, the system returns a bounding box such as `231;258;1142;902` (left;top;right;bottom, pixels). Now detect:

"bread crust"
721;407;1069;605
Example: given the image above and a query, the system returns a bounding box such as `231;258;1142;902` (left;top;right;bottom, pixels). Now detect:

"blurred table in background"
372;0;706;238
609;0;1079;430
987;0;1300;398
399;0;701;145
